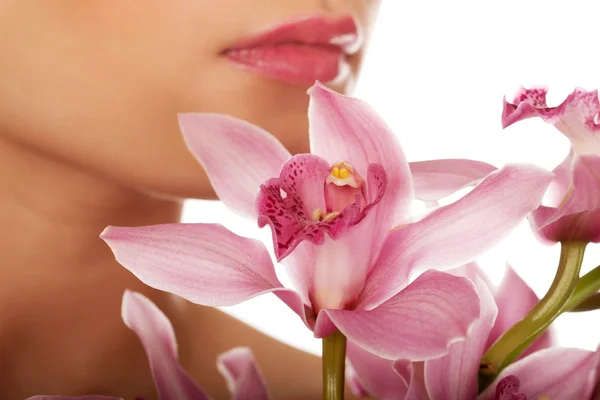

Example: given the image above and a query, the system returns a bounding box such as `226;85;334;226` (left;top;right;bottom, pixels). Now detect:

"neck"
0;137;183;397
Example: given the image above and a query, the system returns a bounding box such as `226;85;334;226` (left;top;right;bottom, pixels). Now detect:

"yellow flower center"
326;161;362;188
331;166;351;179
312;209;340;221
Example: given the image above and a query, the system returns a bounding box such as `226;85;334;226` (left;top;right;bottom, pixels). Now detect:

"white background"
182;1;600;355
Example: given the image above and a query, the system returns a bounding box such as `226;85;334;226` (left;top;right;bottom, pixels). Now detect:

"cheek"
0;1;230;198
0;0;368;199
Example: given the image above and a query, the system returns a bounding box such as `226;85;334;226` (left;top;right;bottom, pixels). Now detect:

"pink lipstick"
223;15;361;86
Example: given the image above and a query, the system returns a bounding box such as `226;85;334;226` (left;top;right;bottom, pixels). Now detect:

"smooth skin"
0;1;380;399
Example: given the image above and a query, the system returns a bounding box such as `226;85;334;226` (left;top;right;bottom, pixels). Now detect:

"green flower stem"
322;330;347;400
569;292;600;312
565;264;600;312
478;241;587;392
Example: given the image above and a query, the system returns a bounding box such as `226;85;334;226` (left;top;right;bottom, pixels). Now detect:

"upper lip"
225;15;363;55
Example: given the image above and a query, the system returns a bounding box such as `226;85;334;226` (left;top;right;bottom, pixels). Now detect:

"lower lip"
223;44;348;85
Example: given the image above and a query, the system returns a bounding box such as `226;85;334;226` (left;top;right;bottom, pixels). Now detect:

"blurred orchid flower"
101;82;552;360
503;87;600;243
27;291;270;400
347;264;597;400
477;346;600;400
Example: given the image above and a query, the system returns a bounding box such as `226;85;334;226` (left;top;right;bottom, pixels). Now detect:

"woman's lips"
225;44;346;86
223;16;361;86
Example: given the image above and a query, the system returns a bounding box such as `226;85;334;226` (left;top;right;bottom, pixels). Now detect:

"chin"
142;119;311;201
84;73;349;201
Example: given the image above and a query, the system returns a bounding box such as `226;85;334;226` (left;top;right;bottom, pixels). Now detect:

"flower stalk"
323;330;347;400
569;292;600;312
478;241;587;392
566;264;600;311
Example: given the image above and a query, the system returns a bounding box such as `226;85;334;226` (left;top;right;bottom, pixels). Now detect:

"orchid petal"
487;265;555;357
277;154;330;214
409;159;497;202
493;376;526;400
502;87;600;155
345;362;371;398
102;224;279;305
101;224;311;328
217;347;271;400
308;82;413;256
395;361;429;400
358;164;552;308
312;309;339;338
278;241;316;310
121;290;210;400
178;113;291;219
320;270;480;360
501;86;552;128
346;341;408;400
424;273;498;400
531;206;600;244
530;154;600;243
479;347;600;400
545;150;576;208
450;262;495;289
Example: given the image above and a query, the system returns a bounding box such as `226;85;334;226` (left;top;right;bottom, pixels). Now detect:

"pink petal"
502;87;600;155
479;347;600;400
501;86;552;128
358;164;552;309
494;376;526;400
530;154;600;243
101;224;312;328
271;154;330;216
395;361;429;400
346;341;408;400
545;150;576;208
307;82;413;259
345;362;371;398
450;262;495;289
178;113;291;220
409;159;497;202
121;290;210;400
531;206;600;244
550;155;600;215
358;163;391;260
277;241;316;310
487;265;555;357
424;271;498;400
217;347;271;400
320;270;480;360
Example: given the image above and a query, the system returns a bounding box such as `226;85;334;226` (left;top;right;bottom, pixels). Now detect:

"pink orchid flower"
477;346;600;400
101;82;552;361
346;264;597;400
27;291;270;400
502;87;600;243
